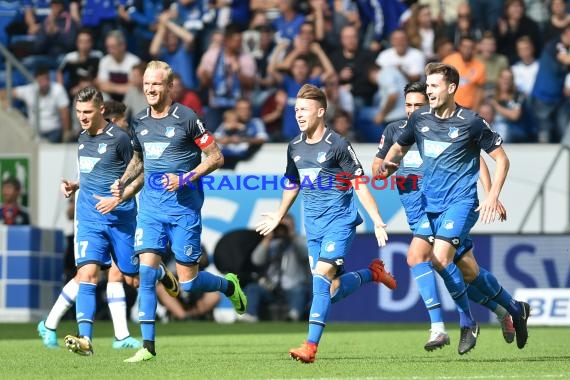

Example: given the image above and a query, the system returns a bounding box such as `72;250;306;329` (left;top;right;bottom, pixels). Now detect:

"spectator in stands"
56;28;103;99
543;0;570;44
355;0;408;53
96;30;141;102
443;36;486;110
118;0;169;61
332;109;355;142
477;31;510;99
23;0;54;35
170;73;204;116
364;62;407;141
418;0;466;25
404;3;446;62
103;99;128;130
149;11;197;91
445;2;483;48
329;24;378;108
197;23;257;131
123;62;148;122
477;101;497;126
375;29;426;83
432;37;456;63
468;0;505;32
32;0;78;60
494;0;542;65
489;68;534;142
70;0;120;52
272;0;305;42
511;36;539;97
213;98;268;169
303;0;348;52
1;66;71;142
323;77;353;127
241;214;310;322
268;46;335;141
531;24;570;143
0;177;30;225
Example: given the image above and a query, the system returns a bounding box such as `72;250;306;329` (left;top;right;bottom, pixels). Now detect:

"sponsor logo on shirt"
402;151;423;168
78;144;84;150
144;142;170;159
140;129;149;136
421;126;430;133
78;156;101;173
424;139;451;158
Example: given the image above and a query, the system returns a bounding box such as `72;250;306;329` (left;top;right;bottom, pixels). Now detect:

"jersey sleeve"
476;116;503;154
116;130;134;165
335;138;364;179
187;113;215;150
284;144;300;184
376;123;397;159
132;118;142;153
397;112;417;146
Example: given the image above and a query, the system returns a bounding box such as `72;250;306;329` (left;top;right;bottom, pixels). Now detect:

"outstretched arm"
353;182;388;247
382;143;411;176
256;187;300;236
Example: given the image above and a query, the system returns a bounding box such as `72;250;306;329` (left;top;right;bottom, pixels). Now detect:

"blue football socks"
411;262;444;324
76;282;96;339
307;275;331;345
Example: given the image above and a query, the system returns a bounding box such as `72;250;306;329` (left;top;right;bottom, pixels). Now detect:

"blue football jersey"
376;119;424;227
397;105;502;213
76;123;136;224
132;103;210;215
284;128;364;237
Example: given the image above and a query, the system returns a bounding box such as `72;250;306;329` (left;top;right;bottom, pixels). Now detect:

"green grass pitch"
0;321;568;379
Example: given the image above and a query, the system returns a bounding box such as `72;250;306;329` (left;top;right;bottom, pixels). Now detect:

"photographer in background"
241;214;311;322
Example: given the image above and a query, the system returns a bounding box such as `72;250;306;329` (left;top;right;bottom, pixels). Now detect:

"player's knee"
139;264;159;288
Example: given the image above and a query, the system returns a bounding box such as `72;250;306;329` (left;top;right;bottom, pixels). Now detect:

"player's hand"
374;223;388;247
164;172;182;192
255;212;282;236
60;179;78;198
93;195;121;214
476;196;498;224
110;179;124;198
497;199;507;222
381;161;399;176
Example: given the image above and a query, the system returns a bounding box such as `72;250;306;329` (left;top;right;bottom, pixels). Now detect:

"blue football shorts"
135;210;202;265
74;219;138;276
427;200;478;259
306;226;356;277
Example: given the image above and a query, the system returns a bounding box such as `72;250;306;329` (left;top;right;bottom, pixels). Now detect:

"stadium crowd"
0;0;569;147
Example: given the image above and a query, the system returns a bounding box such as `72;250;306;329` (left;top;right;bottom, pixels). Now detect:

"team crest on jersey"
317;151;327;163
448;127;459;139
184;245;193;257
165;127;175;138
97;143;107;154
325;241;336;252
294;155;301;162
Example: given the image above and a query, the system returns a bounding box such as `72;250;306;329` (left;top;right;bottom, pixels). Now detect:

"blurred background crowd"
0;0;569;157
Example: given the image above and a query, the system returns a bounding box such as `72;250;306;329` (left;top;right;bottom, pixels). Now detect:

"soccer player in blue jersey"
38;99;141;351
383;63;530;354
115;60;247;363
59;87;152;356
373;82;515;351
256;84;397;364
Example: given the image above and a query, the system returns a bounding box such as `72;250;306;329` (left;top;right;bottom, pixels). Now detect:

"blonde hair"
297;84;327;111
145;60;174;86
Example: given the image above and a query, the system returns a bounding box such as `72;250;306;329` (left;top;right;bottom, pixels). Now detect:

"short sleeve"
335;138;364;179
476;116;502;154
187;113;214;150
397;112;418;146
116;131;133;164
284;144;300;184
132;118;142;152
376;123;397;159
